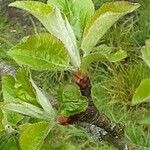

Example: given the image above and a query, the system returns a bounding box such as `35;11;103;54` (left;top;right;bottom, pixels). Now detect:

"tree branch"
70;72;144;150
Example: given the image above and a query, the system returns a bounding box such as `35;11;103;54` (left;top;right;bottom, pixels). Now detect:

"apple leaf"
8;33;69;71
132;79;150;105
30;78;55;120
9;1;80;68
81;1;140;55
59;85;88;117
139;112;150;126
1;102;50;120
47;0;94;41
19;122;53;150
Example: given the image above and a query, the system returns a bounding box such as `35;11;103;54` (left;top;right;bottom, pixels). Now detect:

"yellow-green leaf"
30;78;55;119
59;85;88;117
132;79;150;105
2;70;37;105
19;122;53;150
9;1;54;17
107;50;127;62
80;49;126;71
2;75;17;103
81;1;140;55
2;102;50;120
80;52;107;72
139;112;150;126
47;0;94;41
8;33;69;71
9;1;80;68
141;39;150;68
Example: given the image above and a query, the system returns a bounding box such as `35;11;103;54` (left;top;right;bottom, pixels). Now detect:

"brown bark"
71;72;124;137
70;72;144;150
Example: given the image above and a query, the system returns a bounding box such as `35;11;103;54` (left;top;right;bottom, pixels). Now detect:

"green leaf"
95;45;127;61
8;33;69;71
141;39;150;68
9;1;54;17
80;48;127;71
2;102;50;120
9;1;80;68
81;1;140;55
62;16;81;68
4;111;23;125
0;109;4;132
15;68;35;100
2;70;37;105
30;78;55;120
80;52;107;72
4;136;19;150
132;79;150;105
0;133;10;149
0;132;19;150
139;112;150;126
94;44;112;55
2;68;55;121
107;50;127;62
14;68;37;105
47;0;94;41
59;85;88;117
19;122;53;150
2;75;17;103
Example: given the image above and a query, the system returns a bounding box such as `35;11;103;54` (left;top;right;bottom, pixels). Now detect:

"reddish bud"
73;71;88;88
58;116;70;125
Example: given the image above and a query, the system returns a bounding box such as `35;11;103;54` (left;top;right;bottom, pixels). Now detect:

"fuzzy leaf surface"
0;136;19;150
30;78;55;120
19;122;53;150
9;1;80;67
80;49;126;71
47;0;94;41
59;85;88;117
2;68;37;105
1;102;50;120
9;1;53;17
81;1;140;55
8;33;69;71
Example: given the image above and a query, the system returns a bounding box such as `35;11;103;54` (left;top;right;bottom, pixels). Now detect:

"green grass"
0;0;150;149
0;15;13;61
91;65;150;148
134;0;150;45
88;0;150;148
105;61;150;105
